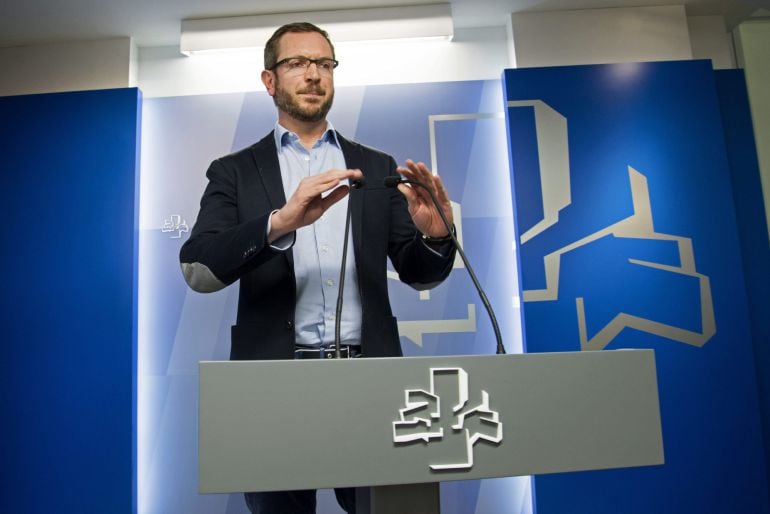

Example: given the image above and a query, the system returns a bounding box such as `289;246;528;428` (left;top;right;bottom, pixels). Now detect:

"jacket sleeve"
179;158;284;293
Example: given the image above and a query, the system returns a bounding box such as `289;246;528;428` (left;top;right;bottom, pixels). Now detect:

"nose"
304;61;321;80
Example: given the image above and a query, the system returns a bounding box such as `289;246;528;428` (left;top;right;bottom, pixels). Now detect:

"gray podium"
199;350;663;513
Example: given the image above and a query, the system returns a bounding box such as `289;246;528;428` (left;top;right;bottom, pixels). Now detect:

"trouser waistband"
294;344;362;359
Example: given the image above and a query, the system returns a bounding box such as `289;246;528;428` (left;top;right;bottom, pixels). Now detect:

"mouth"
298;88;325;97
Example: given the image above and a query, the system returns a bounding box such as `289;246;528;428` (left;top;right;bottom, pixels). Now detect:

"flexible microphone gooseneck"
384;176;507;355
334;179;364;359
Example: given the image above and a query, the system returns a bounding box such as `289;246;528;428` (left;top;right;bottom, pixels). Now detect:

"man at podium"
180;21;456;514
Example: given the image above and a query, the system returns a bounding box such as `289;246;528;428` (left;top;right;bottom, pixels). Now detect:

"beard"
273;78;334;123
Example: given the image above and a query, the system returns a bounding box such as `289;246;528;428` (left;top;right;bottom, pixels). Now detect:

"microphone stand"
384;176;507;355
333;180;361;359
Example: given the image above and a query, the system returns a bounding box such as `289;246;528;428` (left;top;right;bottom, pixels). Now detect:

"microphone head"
383;176;404;188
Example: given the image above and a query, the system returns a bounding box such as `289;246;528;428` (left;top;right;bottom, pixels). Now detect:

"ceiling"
0;0;766;48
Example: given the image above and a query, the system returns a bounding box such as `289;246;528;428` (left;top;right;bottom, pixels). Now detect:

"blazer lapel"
250;131;293;266
250;131;286;209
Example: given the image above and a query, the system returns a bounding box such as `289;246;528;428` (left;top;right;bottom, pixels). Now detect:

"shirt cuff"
266;209;296;251
419;225;455;257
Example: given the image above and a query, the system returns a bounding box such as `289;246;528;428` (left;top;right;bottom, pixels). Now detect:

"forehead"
276;31;333;58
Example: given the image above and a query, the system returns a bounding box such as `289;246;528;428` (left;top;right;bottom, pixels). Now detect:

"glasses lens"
315;59;335;72
279;57;336;75
286;58;309;71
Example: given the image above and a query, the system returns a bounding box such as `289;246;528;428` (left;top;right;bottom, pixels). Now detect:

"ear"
261;70;276;96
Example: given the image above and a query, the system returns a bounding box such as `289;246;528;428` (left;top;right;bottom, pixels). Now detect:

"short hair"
263;22;335;70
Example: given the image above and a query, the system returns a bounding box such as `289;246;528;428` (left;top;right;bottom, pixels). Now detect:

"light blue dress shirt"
271;122;362;348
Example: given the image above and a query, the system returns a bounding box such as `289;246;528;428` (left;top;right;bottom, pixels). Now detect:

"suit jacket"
180;131;454;360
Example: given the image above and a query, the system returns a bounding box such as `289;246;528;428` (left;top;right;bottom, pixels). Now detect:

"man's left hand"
396;160;454;237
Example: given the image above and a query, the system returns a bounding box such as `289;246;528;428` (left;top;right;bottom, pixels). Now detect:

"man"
180;22;455;514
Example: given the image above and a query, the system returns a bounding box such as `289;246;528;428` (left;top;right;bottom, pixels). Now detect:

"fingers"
396;160;451;206
275;169;362;234
298;168;362;199
397;160;432;186
396;159;454;235
320;184;350;210
397;161;438;198
432;174;453;223
396;182;418;206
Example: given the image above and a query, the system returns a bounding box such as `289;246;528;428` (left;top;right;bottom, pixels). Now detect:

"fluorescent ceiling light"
180;3;453;55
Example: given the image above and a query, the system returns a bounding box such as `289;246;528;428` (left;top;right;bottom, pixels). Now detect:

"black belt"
294;345;362;359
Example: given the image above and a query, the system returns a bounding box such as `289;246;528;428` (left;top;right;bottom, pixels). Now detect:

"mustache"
297;86;326;95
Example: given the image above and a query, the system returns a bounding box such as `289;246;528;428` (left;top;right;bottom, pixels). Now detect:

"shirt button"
326;279;334;287
285;320;293;330
304;156;310;162
327;314;335;320
320;245;329;253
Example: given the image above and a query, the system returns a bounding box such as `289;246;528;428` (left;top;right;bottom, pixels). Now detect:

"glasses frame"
271;56;340;75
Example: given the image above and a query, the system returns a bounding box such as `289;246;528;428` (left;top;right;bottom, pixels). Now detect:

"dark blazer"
180;131;454;360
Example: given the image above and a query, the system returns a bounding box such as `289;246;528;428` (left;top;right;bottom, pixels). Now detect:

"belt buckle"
322;346;348;358
294;345;355;359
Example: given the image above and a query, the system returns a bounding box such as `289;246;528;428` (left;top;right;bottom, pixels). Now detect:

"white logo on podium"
393;367;503;471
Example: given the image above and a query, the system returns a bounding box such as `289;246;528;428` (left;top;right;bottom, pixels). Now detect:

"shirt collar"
274;121;340;150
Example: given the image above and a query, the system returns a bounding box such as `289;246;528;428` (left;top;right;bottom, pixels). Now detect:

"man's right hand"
268;168;364;243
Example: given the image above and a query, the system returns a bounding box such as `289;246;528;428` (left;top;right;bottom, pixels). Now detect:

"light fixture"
180;3;454;56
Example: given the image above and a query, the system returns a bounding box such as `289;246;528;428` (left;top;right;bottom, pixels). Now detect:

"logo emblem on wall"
393;367;503;471
509;100;716;350
162;214;189;239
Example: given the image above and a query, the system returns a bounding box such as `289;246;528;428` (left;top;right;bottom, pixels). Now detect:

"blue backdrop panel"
715;69;770;480
0;88;140;514
503;61;768;513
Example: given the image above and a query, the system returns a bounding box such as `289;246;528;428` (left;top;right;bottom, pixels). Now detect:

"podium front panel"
199;351;663;493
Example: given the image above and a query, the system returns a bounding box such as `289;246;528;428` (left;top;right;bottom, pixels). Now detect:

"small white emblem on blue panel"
162;214;189;239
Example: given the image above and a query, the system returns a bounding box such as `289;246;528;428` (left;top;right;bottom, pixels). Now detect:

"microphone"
384;176;507;355
382;176;402;189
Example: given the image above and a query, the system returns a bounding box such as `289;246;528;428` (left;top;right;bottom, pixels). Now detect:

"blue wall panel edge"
715;69;770;498
131;88;142;514
0;87;140;514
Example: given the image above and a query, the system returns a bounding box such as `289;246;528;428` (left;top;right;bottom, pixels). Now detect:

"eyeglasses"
272;56;339;76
